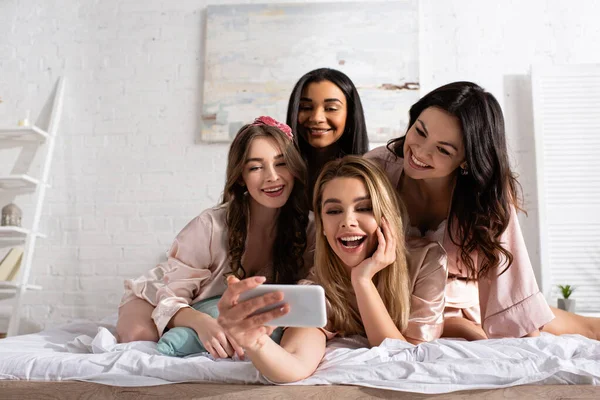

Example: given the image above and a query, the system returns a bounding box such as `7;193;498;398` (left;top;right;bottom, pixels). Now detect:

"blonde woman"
217;156;446;383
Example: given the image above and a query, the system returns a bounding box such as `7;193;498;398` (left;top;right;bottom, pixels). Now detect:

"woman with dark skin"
287;68;369;204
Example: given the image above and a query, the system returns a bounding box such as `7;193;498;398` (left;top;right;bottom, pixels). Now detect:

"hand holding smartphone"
238;284;327;328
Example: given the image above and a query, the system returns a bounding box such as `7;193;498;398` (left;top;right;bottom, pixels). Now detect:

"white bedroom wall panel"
532;65;600;311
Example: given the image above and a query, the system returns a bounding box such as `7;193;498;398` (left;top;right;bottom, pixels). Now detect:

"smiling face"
320;177;379;270
242;136;295;209
298;80;348;149
403;107;467;180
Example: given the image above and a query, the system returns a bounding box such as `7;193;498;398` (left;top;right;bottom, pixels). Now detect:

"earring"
322;230;326;236
460;167;468;176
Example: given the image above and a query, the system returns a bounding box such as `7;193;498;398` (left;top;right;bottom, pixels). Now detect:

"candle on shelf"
17;110;31;127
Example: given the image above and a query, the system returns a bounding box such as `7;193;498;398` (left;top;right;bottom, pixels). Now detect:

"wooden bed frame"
1;382;599;399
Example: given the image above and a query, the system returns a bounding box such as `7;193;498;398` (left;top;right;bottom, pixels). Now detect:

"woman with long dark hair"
116;117;314;358
366;81;600;340
287;68;369;203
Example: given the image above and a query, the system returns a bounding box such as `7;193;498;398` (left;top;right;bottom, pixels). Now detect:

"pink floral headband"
251;116;294;140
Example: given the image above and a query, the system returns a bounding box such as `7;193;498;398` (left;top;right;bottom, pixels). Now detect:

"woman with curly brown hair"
116;117;314;359
366;81;600;340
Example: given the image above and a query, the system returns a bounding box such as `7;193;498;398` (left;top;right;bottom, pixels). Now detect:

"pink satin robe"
119;204;315;336
365;145;555;338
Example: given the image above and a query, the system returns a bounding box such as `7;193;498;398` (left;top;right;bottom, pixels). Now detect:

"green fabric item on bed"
156;295;283;357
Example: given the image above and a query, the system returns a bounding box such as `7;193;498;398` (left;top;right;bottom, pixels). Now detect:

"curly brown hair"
387;81;523;279
222;124;309;284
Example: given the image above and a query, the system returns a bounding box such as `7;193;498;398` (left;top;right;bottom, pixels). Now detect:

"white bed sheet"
0;316;599;393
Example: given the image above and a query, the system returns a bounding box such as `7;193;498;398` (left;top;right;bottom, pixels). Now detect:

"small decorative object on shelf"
557;284;576;312
1;203;22;227
18;110;31;127
0;247;23;281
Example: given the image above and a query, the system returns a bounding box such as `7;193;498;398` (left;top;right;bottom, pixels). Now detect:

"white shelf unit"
0;77;65;337
0;226;46;239
0;282;42;302
0;174;40;191
0;126;49;142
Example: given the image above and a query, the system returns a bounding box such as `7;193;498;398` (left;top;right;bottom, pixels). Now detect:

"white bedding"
0;316;599;393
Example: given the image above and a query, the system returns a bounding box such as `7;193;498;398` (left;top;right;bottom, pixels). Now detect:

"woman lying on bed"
366;81;600;341
217;156;446;383
116;116;315;359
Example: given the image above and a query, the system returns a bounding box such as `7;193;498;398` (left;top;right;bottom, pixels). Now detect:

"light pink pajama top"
120;204;315;336
301;238;447;343
404;238;448;342
365;146;555;338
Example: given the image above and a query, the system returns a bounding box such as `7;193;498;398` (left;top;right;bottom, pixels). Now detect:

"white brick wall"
1;0;600;329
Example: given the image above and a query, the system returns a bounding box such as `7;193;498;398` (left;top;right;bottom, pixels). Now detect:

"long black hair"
286;68;369;160
387;81;522;279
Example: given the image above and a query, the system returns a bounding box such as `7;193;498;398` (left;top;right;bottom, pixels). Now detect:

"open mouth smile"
338;235;367;250
262;185;284;197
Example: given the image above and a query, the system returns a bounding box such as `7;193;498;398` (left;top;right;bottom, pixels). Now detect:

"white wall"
1;0;599;328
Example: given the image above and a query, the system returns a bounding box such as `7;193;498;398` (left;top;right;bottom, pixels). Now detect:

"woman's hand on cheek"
351;217;396;283
217;276;289;357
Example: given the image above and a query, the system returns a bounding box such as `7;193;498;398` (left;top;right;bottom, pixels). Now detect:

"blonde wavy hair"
313;156;410;336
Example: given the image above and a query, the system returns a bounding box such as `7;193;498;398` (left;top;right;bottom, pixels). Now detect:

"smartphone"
237;284;327;328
